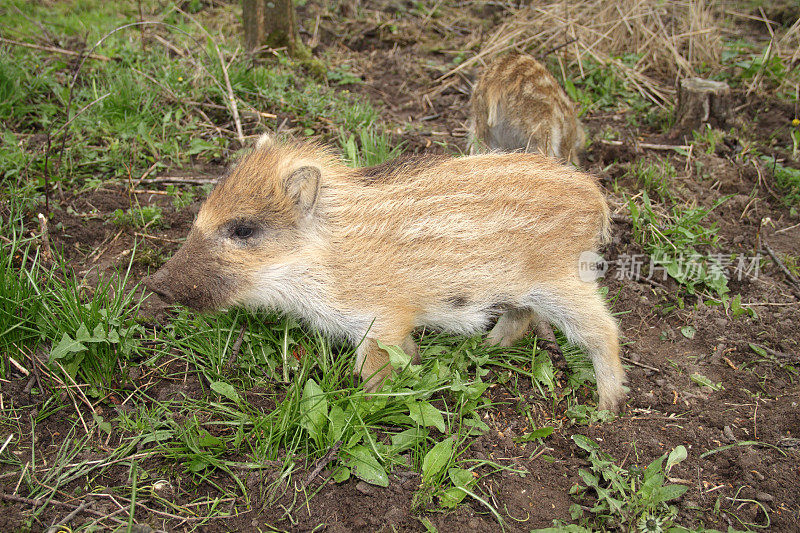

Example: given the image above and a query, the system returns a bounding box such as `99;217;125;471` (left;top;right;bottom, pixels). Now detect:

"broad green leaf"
448;467;474;489
422;437;454;484
92;413;111;435
407;401;446;433
463;415;490;434
75;323;92;343
188;458;209;472
439;486;468;508
690;373;723;391
514;427;554;443
665;445;687;474
50;332;87;360
345;445;388;487
391;427;428;453
140;430;174;445
533;352;555;391
327;405;346;443
106;327;120;343
572;434;600;454
644;454;665;482
641;472;666;496
92;323;108;341
749;343;768;357
332;466;350;483
210;381;241;403
377;340;411;369
653;483;689;503
198;430;223;448
578;469;599;488
532;526;592;533
299;379;328;442
680;325;696;339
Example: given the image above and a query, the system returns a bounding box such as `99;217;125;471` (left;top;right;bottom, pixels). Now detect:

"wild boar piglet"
470;52;585;166
144;135;624;411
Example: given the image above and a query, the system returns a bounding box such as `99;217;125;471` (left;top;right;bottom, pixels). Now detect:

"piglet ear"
285;166;321;216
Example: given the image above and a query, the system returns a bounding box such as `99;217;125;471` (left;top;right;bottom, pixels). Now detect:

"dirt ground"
2;2;800;532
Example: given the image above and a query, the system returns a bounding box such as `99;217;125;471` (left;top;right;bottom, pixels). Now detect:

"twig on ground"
134;232;184;244
7;356;29;377
762;243;800;297
775;221;800;234
536;37;578;59
641;276;669;291
228;323;248;368
598;139;690;152
0;493;124;525
305;440;342;487
0;434;13;456
90;492;250;523
87;228;124;265
53;361;96;433
621;356;661;373
37;213;53;264
0;37;112;61
751;343;796;361
142;176;218;185
46;501;90;533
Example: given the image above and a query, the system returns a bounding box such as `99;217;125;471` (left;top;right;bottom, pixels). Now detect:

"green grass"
625;158;677;202
340;126;406;167
762;155;800;208
559;56;652;116
566;435;688;531
0;0;380;194
0;205;44;376
629;192;731;297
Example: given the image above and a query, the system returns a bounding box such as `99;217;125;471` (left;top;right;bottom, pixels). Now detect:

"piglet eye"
232;225;254;239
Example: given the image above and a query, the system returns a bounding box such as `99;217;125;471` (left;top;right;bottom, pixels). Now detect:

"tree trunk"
242;0;298;55
672;77;732;136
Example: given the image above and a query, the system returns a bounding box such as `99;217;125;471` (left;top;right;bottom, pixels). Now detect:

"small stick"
0;37;112;61
775;221;800;234
46;500;89;533
134;232;184;244
228;323;248;368
37;213;53;264
597;139;690;152
762;243;800;295
536;37;579;59
305;440;342;487
0;493;117;521
621;356;661;373
141;176;217;185
0;434;13;456
751;343;796;361
7;356;29;377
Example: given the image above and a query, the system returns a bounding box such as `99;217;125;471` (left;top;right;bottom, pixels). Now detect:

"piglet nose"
142;272;175;304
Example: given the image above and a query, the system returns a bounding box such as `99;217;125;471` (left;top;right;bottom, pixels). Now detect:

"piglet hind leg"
526;280;626;412
486;308;561;350
486;308;536;347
